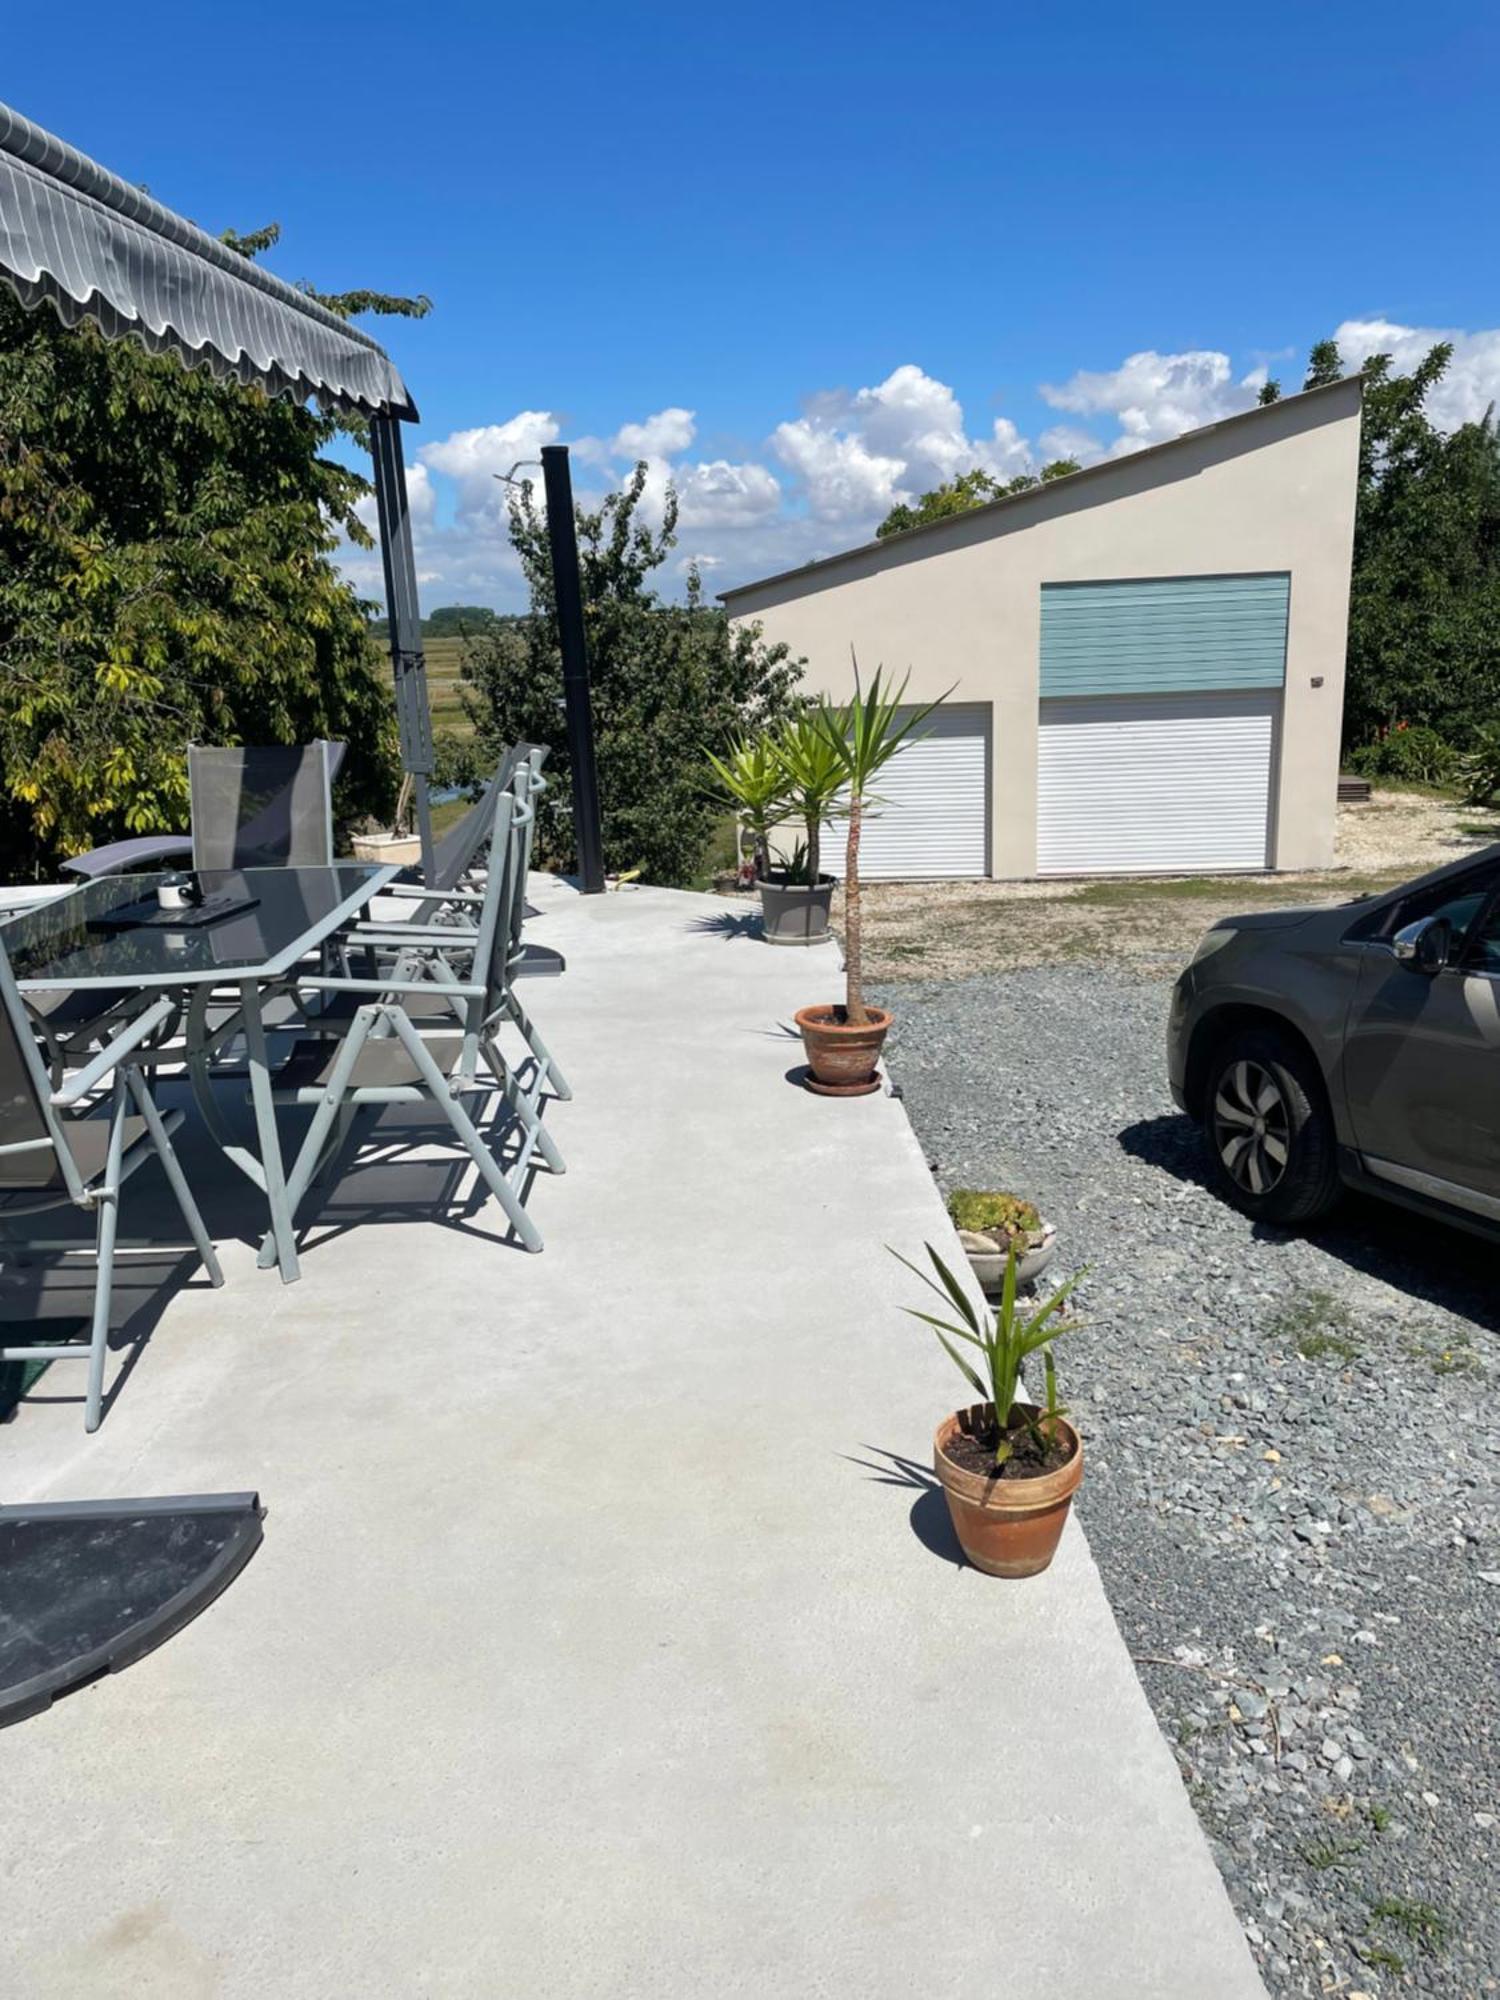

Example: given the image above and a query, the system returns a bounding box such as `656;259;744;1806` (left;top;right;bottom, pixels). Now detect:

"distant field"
422;635;475;739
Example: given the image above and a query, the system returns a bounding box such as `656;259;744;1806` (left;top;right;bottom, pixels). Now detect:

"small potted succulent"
945;1190;1057;1294
895;1242;1084;1578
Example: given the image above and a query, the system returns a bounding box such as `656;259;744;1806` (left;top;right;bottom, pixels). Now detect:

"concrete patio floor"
1;878;1264;1999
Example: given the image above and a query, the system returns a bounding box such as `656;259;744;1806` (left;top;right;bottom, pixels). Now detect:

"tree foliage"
460;465;802;885
876;458;1081;539
0;226;418;875
1309;336;1500;753
372;602;504;641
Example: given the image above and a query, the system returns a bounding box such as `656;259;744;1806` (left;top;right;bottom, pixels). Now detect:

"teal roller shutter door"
1040;574;1290;697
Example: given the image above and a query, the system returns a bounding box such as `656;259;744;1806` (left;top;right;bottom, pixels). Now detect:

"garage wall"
724;378;1360;876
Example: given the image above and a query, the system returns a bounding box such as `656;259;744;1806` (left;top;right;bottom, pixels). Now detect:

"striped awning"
0;102;415;418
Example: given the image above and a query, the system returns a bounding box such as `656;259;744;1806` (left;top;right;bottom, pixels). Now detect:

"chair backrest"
0;934;78;1197
426;743;527;894
503;753;549;965
457;747;545;1019
189;741;343;871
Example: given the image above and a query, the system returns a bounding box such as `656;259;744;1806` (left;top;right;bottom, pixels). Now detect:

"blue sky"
10;1;1500;606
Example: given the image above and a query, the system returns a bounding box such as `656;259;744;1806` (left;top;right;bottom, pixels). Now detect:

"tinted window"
1462;895;1500;975
1345;858;1500;950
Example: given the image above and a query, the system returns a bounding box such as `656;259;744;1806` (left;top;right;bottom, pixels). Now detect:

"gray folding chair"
351;750;572;1101
62;741;346;879
259;786;562;1266
0;939;223;1432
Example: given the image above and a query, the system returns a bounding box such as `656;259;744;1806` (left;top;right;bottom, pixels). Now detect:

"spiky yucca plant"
703;734;790;880
815;662;944;1023
893;1242;1084;1471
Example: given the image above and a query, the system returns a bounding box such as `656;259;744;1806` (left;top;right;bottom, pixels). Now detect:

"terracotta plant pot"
794;1003;892;1097
933;1404;1083;1578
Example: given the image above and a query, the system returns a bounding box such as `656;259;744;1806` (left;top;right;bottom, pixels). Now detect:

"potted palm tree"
794;665;943;1094
758;710;846;945
705;732;791;907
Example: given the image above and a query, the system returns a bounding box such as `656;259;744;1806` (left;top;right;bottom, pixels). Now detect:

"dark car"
1168;844;1500;1236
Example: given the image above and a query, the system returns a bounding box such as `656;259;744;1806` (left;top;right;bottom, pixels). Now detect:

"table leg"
240;979;300;1284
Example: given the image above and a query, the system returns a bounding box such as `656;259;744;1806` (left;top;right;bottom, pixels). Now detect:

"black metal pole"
540;445;606;894
370;413;436;882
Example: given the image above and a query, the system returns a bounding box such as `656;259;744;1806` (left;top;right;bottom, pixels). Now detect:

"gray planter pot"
758;875;835;946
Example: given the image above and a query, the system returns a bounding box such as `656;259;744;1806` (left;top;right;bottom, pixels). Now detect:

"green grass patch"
1368;1895;1450;1949
1070;871;1404;910
1269;1289;1361;1362
1298;1837;1364;1869
1404;1336;1484;1377
1359;1945;1405;1974
1365;1804;1393;1833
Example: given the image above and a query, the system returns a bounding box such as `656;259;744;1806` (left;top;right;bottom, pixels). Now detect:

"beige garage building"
723;376;1362;879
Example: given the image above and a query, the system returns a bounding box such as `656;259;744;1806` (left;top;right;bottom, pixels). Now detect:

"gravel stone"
877;962;1500;2000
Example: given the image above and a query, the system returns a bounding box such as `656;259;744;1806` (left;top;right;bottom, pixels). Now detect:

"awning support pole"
370;412;436;881
540;445;606;895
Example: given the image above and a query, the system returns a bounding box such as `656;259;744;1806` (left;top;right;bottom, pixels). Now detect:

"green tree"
876;458;1081;538
1308;336;1500;752
460;464;803;885
0;225;423;874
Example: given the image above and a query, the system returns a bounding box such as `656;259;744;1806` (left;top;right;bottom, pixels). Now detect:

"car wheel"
1203;1029;1340;1225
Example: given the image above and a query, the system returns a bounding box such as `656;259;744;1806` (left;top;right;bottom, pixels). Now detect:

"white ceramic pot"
958;1221;1057;1295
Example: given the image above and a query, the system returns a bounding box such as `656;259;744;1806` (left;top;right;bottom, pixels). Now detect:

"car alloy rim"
1213;1059;1291;1196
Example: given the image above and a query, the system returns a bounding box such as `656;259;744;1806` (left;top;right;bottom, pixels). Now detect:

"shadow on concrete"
843;1445;966;1568
1120;1111;1500;1334
0;1248;216;1428
686;909;764;942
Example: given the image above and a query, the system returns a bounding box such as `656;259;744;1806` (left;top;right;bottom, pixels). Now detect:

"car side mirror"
1393;914;1453;975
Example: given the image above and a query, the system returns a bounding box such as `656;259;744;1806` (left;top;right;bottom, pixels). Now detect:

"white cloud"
419;411;561;522
772;416;907;523
341;322;1500;611
1037;423;1102;465
352;459;437;537
612;407;697;459
774;364;1035;523
1331;318;1500;430
676;458;782;529
1041;348;1267;458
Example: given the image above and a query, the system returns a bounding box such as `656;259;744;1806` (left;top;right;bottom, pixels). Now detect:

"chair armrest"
50;996;178;1105
378;882;487;905
353;925;480;946
60;833;193;879
296;976;486;998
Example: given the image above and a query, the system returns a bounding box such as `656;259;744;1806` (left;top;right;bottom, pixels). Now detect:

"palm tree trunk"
845;792;866;1024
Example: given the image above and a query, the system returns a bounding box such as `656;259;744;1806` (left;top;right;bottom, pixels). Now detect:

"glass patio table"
7;864;397;1282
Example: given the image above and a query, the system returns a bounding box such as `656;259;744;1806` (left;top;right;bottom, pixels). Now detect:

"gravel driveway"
875;966;1499;2000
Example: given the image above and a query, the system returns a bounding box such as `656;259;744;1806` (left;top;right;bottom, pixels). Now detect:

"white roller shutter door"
821;703;990;880
1036;689;1278;875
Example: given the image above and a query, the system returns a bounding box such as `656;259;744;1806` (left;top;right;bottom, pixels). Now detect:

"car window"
1347;858;1500;949
1461;895;1500;975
